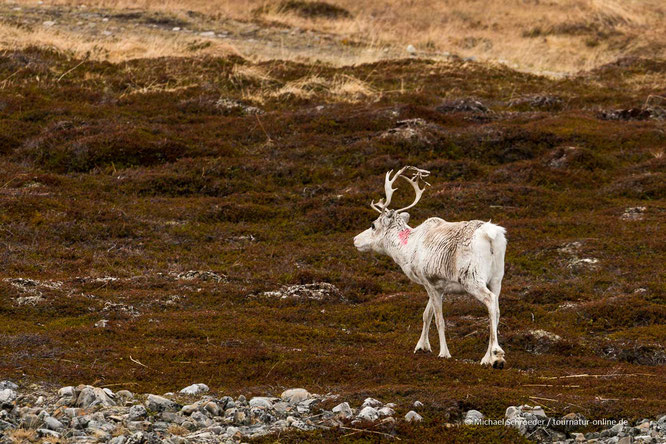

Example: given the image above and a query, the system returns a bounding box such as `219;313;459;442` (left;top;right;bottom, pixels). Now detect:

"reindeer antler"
370;166;430;213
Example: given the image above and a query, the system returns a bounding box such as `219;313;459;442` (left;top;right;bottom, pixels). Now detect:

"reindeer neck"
382;219;415;266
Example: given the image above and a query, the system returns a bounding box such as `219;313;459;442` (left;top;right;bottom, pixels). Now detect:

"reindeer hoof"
492;359;505;369
414;348;432;354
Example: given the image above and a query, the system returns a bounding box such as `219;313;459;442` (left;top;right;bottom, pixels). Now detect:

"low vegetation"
0;46;664;442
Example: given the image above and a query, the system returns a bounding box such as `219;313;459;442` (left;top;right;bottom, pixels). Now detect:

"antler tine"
381;166;409;211
370;199;384;213
396;167;431;213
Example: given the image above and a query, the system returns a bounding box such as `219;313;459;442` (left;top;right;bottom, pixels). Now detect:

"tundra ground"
0;43;664;442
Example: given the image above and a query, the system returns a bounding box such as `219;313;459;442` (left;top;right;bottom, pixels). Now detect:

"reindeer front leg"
414;299;433;353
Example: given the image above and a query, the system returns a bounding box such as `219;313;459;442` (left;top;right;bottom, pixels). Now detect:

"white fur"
354;172;508;368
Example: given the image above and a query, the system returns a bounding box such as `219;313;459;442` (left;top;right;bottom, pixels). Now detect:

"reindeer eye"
371;222;376;230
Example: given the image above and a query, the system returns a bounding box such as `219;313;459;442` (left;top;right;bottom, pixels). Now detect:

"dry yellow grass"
5;0;666;73
270;73;377;102
0;21;236;62
7;428;38;443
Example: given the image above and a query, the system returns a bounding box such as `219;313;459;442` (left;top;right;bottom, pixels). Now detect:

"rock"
226;426;241;439
199;31;215;37
621;206;647;221
281;388;310;404
128;404;147;421
43;416;63;430
261;283;342;301
406;44;416;55
179;383;209;396
618;437;632;444
250;397;274;409
273;401;290;414
378;406;395;417
332;402;353;419
37;428;60;438
95;319;109;328
76;386;116;408
181;403;200;415
413;400;424;408
109;437;126;444
21;413;42;429
146;394;178;412
610;422;625;436
464;409;484;425
59;386;76;398
116;390;134;403
529;330;561;342
571;432;585;442
361;397;382;408
71;415;89;429
204;401;221;417
0;381;18;390
358;406;379;422
0;389;17;404
191;410;212;427
405;410;423;422
43;20;56;27
161;411;185;424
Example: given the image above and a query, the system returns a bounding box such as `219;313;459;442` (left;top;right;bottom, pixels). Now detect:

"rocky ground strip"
1;381;664;443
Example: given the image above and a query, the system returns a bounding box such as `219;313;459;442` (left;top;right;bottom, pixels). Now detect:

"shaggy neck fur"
380;217;415;267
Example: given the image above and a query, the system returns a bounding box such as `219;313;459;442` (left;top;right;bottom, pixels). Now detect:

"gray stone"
358;406;379;422
71;415;89;429
76;386;116;408
181;403;200;415
405;410;423;422
0;389;17;404
146;394;178;412
109;437;127;444
161;411;185;424
204;401;221;416
610;422;625;436
378;406;395;417
127;432;146;444
37;428;60;438
332;402;353;419
0;381;18;391
273;401;290;414
413;400;424;408
128;404;147;421
281;388;310;404
249;397;274;409
21;413;41;429
362;397;382;408
191;410;211;427
116;390;134;403
43;416;63;430
464;409;484;425
179;383;209;396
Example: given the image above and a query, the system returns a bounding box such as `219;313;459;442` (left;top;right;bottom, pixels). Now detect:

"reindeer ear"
399;212;410;224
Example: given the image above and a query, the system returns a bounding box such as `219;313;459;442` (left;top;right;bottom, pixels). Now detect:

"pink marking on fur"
398;228;411;245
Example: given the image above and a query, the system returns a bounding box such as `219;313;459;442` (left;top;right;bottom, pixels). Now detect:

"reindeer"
353;166;507;368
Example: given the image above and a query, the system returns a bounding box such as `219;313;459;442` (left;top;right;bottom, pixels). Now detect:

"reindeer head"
353;166;430;253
